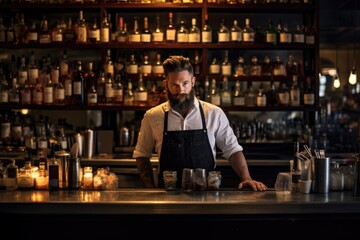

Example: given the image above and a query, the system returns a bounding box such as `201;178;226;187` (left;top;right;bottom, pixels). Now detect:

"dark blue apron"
158;103;215;188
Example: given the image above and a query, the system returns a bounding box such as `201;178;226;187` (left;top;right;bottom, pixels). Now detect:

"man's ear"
192;76;196;87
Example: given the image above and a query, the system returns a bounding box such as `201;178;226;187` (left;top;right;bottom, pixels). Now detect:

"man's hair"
163;55;194;77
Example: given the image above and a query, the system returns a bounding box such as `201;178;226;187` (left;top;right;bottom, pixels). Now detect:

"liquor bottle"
166;12;176;43
113;74;123;104
126;53;139;75
100;11;110;43
88;18;100;43
0;161;5;189
188;18;200;43
116;17;128;42
96;71;106;104
64;73;73;105
21;81;32;105
279;23;292;44
193;51;201;76
27;21;38;43
209;56;220;75
305;24;315;45
220;76;231;106
248;56;261;76
230;19;242;43
140;53;152;76
57;127;68;150
104;49;114;77
43;77;54;105
265;18;277;45
50;59;60;85
6;18;16;44
60;50;69;80
28;51;39;86
217;19;230;43
261;56;273;76
48;146;59;190
202;14;212;43
63;17;76;43
39;16;52;44
129;17;141;43
123;78;135;106
221;50;232;76
266;79;277;107
232;79;245;106
303;76;315;106
147;82;160;106
15;13;27;44
234;56;246;77
272;56;286;76
0;17;4;43
0;71;9;104
291;141;301;192
141;17;152;43
76;10;87;43
244;81;256;107
152;16;164;43
9;77;20;104
152;53;164;77
37;126;48;150
242;18;255;43
210;78;220;106
85;62;98;106
104;73;114;104
5;159;18;190
290;75;301;107
203;76;211;103
256;82;267;107
18;55;28;87
176;20;189;43
72;60;85;105
54;77;65;105
35;160;48;189
32;79;44;105
134;73;148;106
277;81;289;106
52;20;63;44
293;24;305;43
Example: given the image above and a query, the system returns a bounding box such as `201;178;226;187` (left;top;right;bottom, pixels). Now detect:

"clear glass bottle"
152;16;164;43
209;56;220;75
177;20;189;43
43;77;54;105
39;16;52;44
244;81;256;107
18;161;35;189
202;14;212;43
218;19;230;43
104;49;115;77
123;78;135;106
104;73;114;104
220;76;231;106
52;20;63;44
5;159;18;190
230;19;242;43
129;17;141;43
272;56;286;76
54;79;65;105
221;50;232;76
18;55;28;87
126;53;139;75
248;56;261;76
86;62;98;106
76;10;87;43
100;11;110;43
188;18;200;43
256;82;267;107
134;73;148;106
140;53;152;76
234;56;246;77
290;75;300;107
210;78;220;106
242;18;255;43
35;161;48;189
88;17;100;43
277;81;290;106
293;24;305;43
232;79;245;106
113;74;123;104
152;53;164;77
166;12;176;43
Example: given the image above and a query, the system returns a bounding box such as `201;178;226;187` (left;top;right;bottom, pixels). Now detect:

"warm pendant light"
349;0;357;85
333;74;341;88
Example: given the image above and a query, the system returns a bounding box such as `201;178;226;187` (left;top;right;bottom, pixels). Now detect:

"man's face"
163;70;196;110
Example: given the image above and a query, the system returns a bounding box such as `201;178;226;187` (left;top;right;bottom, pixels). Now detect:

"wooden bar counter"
1;188;359;239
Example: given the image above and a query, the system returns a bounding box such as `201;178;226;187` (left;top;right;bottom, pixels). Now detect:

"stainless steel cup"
83;129;94;158
313;157;330;193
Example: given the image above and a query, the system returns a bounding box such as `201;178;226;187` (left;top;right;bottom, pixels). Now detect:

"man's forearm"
136;157;156;188
228;151;252;182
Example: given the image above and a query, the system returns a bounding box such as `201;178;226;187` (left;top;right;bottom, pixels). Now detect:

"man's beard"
168;88;195;111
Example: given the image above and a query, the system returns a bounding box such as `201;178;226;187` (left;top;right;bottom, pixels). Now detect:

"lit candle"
83;166;93;189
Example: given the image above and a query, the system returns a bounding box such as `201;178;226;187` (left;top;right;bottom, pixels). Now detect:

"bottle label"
189;33;200;43
141;34;151;43
202;32;212;43
101;28;110;42
166;29;176;41
243;33;254;42
152;32;164;42
304;93;315;105
221;65;232;76
218;33;229;42
209;65;220;75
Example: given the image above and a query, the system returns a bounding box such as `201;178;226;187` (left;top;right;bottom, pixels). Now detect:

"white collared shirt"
133;98;243;163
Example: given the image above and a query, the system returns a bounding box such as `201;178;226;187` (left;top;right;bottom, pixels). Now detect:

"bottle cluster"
0;11;315;45
0;50;170;107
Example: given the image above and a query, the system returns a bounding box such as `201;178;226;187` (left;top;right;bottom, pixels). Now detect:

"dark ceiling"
319;0;360;49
